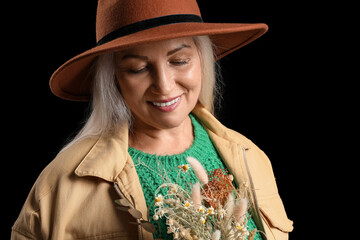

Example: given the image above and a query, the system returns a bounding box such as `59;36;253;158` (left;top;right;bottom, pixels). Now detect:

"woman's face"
115;37;202;131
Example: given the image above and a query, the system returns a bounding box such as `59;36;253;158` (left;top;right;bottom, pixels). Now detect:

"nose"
150;64;175;95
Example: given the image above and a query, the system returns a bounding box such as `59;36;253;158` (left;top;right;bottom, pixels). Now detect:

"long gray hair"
61;36;222;151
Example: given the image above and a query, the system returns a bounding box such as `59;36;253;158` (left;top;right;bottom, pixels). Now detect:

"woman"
12;0;293;239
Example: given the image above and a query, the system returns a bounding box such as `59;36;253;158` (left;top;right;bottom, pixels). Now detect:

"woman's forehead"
115;37;196;58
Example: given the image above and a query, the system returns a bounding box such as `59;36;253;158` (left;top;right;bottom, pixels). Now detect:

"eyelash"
128;59;190;74
171;59;190;66
129;68;147;74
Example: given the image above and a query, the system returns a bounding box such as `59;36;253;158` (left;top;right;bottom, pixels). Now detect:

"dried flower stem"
134;156;253;240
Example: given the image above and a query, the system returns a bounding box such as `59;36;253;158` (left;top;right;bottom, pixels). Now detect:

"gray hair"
61;36;222;151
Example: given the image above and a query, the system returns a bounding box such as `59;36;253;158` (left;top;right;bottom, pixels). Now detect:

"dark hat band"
96;14;203;46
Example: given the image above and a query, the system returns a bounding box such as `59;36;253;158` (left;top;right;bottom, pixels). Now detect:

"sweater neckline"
128;114;203;158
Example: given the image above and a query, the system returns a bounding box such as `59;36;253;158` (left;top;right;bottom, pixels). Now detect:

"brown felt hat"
50;0;268;101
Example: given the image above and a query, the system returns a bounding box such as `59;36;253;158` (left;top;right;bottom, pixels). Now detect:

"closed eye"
128;66;148;74
170;59;190;66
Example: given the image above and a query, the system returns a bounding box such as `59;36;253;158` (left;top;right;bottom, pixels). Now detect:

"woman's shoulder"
221;125;257;147
192;106;260;150
33;135;101;201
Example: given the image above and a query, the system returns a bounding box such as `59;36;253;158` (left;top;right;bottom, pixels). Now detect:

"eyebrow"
167;44;191;56
121;44;191;60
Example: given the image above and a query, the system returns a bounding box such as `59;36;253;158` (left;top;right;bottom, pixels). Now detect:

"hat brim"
50;22;268;101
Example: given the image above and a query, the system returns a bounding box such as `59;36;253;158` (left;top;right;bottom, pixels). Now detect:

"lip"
148;95;182;112
151;95;182;103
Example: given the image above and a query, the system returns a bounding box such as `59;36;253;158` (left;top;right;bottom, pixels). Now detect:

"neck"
129;115;194;155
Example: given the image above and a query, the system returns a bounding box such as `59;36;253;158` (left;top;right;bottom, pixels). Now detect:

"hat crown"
96;0;201;42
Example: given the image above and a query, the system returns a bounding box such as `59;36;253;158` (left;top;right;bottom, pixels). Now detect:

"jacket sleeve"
11;185;43;240
11;228;38;240
247;144;293;240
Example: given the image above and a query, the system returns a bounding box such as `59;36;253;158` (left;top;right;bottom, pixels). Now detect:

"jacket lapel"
193;105;266;236
192;105;251;185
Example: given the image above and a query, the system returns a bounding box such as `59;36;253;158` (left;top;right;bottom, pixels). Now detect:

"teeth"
152;97;180;107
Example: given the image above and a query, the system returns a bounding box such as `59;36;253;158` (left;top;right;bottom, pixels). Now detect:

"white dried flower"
180;227;190;237
169;185;178;193
197;205;205;213
178;164;191;173
236;223;243;231
173;232;180;239
154;194;163;206
166;217;175;226
207;206;215;215
218;208;226;219
156;208;167;218
183;200;191;208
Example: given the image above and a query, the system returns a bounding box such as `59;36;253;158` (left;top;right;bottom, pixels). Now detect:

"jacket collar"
74;124;130;182
192;105;251;149
74;104;250;181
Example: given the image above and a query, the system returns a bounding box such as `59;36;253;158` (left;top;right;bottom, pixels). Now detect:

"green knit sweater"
129;114;262;240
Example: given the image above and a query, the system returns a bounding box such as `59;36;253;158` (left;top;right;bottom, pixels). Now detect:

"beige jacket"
12;105;293;240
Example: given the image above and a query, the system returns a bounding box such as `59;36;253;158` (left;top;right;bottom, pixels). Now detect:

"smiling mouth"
151;96;181;107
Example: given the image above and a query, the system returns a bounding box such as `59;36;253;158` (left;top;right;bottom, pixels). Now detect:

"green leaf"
128;208;142;219
140;221;156;233
116;206;130;212
115;198;131;207
129;222;140;225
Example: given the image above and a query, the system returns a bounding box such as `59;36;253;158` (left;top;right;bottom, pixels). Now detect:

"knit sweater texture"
128;114;262;239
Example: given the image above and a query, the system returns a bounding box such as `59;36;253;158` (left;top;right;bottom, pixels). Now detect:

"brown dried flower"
202;169;234;208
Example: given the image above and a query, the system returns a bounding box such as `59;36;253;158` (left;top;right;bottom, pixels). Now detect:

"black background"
4;1;337;239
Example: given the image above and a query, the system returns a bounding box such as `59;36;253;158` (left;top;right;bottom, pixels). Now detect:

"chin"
153;112;189;129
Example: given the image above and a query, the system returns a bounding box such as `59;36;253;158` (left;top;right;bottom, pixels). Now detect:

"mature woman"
12;0;293;239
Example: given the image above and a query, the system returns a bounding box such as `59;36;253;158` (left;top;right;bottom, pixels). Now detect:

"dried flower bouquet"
115;156;257;240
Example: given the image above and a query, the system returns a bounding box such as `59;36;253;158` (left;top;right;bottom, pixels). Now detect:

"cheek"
115;74;145;104
116;74;130;97
181;60;202;91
